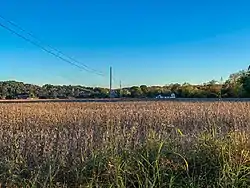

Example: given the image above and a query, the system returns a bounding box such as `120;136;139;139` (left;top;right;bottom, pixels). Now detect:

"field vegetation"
0;101;250;187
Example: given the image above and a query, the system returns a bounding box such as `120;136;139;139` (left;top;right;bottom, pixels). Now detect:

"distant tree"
206;80;218;86
222;76;244;98
0;67;250;100
169;83;181;97
239;71;250;97
140;85;148;97
29;92;35;98
179;83;193;98
204;80;222;98
121;89;131;97
130;86;143;98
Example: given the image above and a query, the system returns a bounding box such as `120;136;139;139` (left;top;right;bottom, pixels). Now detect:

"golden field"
0;101;250;187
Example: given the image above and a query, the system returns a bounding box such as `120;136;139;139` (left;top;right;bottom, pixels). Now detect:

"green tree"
140;85;148;97
239;72;250;97
130;86;143;98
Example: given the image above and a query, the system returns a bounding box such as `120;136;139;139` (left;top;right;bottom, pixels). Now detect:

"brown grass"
0;101;250;187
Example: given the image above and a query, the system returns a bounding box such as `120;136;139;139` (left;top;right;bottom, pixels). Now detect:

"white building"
170;93;176;98
155;93;176;99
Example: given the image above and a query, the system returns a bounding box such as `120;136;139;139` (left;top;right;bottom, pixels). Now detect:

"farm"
0;101;250;187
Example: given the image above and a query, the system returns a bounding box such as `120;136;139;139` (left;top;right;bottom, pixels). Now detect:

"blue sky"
0;0;250;87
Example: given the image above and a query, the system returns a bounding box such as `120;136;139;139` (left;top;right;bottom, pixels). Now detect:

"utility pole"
109;66;112;98
120;80;122;98
219;77;223;100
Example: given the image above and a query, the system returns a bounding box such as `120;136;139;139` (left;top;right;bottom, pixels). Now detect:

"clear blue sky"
0;0;250;87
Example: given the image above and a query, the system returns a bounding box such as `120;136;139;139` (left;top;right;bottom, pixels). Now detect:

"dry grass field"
0;101;250;187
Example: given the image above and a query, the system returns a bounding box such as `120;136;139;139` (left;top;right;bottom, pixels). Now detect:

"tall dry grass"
0;101;250;187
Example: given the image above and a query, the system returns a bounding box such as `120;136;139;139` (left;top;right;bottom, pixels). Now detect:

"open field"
1;98;250;104
0;101;250;187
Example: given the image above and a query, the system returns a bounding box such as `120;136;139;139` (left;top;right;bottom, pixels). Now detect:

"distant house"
155;94;164;99
170;93;176;98
110;90;118;98
17;93;29;99
155;93;176;99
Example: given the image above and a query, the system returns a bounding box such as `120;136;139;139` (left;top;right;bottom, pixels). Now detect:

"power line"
0;14;106;76
0;15;106;77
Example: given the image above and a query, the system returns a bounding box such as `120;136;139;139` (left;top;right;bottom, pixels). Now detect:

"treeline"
1;69;250;99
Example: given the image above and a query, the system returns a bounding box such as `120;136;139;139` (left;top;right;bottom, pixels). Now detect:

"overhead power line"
0;15;106;77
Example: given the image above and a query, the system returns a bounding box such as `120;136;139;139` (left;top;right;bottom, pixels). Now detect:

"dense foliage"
1;69;250;99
